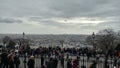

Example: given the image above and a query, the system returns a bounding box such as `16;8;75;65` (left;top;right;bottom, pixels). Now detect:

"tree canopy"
86;29;117;53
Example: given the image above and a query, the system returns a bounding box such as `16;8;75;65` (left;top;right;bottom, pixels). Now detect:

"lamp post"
92;32;96;64
23;32;27;68
92;32;95;49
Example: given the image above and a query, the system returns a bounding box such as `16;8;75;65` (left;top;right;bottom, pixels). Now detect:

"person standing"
90;62;97;68
53;57;58;68
0;53;2;68
46;58;53;68
73;59;79;68
60;55;64;68
67;59;72;68
1;48;9;68
14;55;20;68
8;52;15;68
41;55;44;67
27;56;35;68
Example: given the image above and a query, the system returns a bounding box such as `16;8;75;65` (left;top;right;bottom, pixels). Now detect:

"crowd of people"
0;46;120;68
0;48;20;68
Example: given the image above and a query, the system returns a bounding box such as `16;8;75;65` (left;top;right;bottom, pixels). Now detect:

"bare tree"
97;29;117;68
7;39;16;49
96;29;117;53
2;36;16;49
86;29;117;68
3;36;11;46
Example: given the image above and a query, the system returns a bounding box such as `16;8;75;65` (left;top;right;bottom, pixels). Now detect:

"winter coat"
73;60;79;68
27;59;35;68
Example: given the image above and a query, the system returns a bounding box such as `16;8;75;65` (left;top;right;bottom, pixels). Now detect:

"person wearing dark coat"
90;62;97;68
0;54;2;68
73;59;79;68
60;55;64;68
14;55;20;68
1;49;9;68
41;55;44;66
67;59;72;68
27;56;35;68
46;58;53;68
46;61;51;68
53;58;58;68
41;64;46;68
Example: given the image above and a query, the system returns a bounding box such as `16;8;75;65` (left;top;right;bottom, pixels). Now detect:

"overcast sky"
0;0;120;34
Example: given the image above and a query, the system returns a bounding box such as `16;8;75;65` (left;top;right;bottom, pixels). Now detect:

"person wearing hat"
27;55;35;68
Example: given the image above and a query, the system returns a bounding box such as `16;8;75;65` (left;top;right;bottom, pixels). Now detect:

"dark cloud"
0;17;22;23
0;0;120;34
0;0;120;18
56;0;118;18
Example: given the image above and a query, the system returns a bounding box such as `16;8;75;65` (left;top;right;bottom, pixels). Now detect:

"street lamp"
23;32;27;68
92;32;96;63
92;32;95;49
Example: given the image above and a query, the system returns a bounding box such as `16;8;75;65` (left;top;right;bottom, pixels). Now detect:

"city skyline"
0;0;120;34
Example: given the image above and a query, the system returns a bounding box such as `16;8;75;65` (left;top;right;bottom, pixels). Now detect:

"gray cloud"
0;0;120;18
0;17;22;23
79;20;120;32
97;20;120;30
0;0;120;34
28;17;74;29
15;16;120;34
28;16;98;29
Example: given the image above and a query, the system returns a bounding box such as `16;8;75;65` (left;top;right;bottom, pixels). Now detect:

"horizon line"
0;33;91;35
